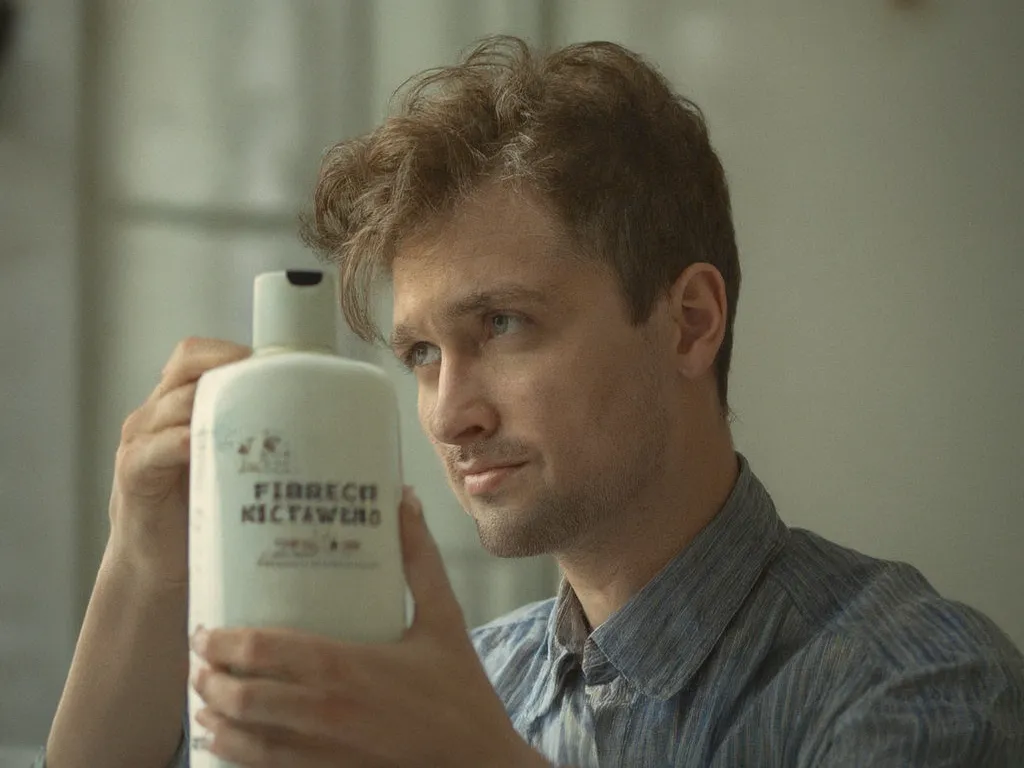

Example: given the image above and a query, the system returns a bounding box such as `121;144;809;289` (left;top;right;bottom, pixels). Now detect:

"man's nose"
422;357;498;447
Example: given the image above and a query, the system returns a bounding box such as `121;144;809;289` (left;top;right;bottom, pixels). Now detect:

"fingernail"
190;664;205;690
191;627;209;656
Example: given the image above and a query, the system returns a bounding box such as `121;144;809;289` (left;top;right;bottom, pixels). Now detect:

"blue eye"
490;314;525;336
405;343;441;369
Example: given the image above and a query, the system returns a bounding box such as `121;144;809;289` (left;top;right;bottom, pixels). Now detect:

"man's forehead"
387;183;595;332
390;245;559;322
392;229;555;281
392;210;563;295
397;197;563;265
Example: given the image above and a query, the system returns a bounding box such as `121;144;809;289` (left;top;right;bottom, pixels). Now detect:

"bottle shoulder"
196;352;396;397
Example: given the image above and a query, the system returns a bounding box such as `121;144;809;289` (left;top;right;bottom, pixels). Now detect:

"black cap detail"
286;270;323;286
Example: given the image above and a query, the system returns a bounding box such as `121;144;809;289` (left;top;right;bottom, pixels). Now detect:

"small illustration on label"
190;733;213;751
234;430;292;474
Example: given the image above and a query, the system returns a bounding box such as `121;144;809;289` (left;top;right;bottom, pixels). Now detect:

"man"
41;36;1023;768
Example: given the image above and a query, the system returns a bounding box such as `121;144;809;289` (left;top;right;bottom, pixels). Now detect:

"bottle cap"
252;270;337;352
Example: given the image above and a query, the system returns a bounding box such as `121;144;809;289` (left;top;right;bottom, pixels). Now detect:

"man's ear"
666;262;727;380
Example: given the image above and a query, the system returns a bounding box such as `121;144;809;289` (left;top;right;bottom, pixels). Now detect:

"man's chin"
470;510;557;559
475;530;551;559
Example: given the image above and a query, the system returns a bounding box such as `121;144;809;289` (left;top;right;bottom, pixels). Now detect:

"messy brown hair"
301;35;741;412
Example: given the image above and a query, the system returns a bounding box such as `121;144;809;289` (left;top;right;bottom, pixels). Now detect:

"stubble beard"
471;485;592;558
452;337;671;559
468;416;669;559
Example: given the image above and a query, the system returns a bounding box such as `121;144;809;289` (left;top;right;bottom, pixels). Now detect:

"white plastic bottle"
187;269;406;767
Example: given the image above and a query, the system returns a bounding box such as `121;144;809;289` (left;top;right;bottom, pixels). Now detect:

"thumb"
399;486;465;633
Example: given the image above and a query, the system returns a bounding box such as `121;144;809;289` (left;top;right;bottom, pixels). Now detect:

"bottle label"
193;426;390;571
245;478;383;569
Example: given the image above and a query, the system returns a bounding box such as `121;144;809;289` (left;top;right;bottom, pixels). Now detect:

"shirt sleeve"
168;710;190;768
806;653;1024;767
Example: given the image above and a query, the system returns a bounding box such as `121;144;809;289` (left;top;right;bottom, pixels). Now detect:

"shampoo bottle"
187;269;406;767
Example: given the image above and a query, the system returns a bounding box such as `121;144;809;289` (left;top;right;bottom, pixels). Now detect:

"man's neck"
555;433;739;631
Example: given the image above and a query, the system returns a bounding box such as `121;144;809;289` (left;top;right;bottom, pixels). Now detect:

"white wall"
0;0;81;746
555;0;1024;647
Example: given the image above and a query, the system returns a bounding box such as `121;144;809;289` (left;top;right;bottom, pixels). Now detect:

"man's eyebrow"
388;284;551;353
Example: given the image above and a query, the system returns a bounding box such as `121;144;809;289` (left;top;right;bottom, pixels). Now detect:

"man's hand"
110;336;251;587
190;488;551;768
46;337;251;768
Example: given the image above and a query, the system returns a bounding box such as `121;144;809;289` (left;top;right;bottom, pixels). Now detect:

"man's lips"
458;462;527;495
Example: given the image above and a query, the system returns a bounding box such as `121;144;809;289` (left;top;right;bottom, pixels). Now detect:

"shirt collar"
543;453;788;704
533;582;583;715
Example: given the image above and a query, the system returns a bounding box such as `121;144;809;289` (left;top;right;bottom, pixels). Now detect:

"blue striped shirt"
470;455;1024;766
32;456;1024;768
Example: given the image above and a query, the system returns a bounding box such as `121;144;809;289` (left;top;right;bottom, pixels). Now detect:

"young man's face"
390;186;675;558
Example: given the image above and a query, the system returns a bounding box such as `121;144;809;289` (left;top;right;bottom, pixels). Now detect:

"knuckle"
120;409;142;442
179;335;204;354
224;679;255;719
239;629;264;667
169;336;202;369
114;438;140;471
